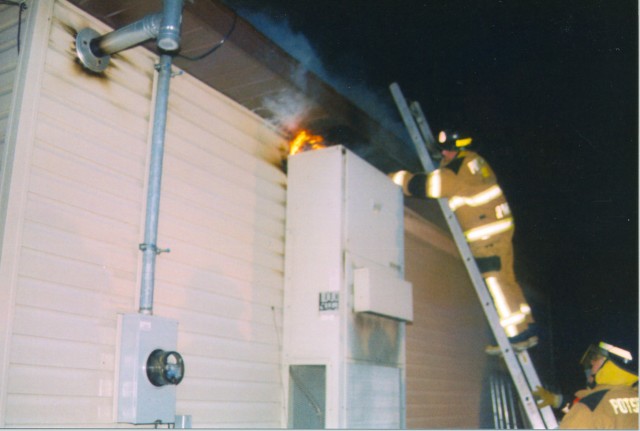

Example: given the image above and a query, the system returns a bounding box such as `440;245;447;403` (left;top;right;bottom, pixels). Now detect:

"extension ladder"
390;83;558;429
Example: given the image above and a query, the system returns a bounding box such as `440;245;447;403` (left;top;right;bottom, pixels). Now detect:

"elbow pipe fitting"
158;0;184;52
75;0;183;73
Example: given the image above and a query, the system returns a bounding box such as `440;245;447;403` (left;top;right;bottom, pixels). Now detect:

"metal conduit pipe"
139;0;184;315
138;53;173;315
75;0;184;315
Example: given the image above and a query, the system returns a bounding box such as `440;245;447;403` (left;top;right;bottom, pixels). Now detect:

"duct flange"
76;27;110;73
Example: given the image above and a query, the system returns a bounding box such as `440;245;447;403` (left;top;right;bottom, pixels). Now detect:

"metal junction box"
116;313;180;424
283;146;413;428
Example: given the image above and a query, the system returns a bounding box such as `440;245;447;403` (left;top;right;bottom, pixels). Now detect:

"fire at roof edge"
68;0;423;174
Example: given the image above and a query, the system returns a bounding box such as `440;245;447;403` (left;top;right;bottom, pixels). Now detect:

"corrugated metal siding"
4;0;286;427
403;209;491;429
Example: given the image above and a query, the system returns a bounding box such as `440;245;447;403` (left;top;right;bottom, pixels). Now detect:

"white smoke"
236;10;330;84
262;87;312;132
231;6;406;138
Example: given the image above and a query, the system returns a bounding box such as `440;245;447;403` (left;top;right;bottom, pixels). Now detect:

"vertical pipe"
138;0;183;315
490;377;499;429
158;0;183;51
139;53;173;315
497;378;505;429
506;382;519;429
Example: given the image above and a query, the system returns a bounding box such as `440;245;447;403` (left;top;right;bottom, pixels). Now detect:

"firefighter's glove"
388;170;412;195
532;386;562;409
389;170;408;186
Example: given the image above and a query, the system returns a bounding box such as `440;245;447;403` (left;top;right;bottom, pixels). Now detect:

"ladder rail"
408;101;441;161
518;350;558;427
389;82;557;429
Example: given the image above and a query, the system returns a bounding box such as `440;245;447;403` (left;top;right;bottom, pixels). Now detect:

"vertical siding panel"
403;209;491;428
0;1;53;425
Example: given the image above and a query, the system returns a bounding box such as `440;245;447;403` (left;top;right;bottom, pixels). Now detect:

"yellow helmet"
582;341;638;387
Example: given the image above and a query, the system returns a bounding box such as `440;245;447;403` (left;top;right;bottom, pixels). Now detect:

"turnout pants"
469;229;534;337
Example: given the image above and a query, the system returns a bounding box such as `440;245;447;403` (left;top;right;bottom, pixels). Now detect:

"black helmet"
437;129;473;151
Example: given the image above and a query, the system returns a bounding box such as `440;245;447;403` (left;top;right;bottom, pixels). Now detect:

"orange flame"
289;129;326;155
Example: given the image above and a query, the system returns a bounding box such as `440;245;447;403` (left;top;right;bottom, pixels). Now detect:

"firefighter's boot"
485;324;538;355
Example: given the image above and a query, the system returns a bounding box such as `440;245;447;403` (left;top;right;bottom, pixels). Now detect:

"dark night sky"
224;0;638;395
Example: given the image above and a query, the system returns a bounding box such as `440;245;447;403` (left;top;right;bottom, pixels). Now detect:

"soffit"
67;0;422;174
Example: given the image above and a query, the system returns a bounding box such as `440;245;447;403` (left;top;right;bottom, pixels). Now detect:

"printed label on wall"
319;291;339;312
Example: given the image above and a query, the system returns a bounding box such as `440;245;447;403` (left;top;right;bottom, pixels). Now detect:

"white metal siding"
0;3;22;152
5;1;154;426
0;2;24;234
403;208;491;429
153;68;286;428
2;0;287;427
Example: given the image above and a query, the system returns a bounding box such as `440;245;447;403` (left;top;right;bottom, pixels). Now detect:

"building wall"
0;0;286;427
0;0;26;237
0;1;492;428
0;2;21;149
403;208;491;429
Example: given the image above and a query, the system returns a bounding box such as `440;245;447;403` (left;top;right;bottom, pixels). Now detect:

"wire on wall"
0;0;27;54
177;11;237;61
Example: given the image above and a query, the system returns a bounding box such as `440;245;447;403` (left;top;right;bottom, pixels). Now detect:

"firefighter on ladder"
390;129;537;353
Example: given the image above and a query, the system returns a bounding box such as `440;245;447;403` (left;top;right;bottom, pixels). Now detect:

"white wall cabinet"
283;146;412;428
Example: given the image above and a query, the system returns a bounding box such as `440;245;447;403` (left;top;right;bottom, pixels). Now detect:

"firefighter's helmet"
437;129;473;151
580;341;638;387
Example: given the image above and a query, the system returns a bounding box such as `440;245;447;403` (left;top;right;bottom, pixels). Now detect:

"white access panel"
354;266;413;321
283;146;344;362
346;363;401;428
344;147;405;268
283;146;412;428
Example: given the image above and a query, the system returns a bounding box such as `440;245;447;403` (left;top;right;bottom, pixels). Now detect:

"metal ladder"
390;83;558;429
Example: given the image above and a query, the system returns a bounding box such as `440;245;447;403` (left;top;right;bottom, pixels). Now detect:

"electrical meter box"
116;313;183;424
283;146;413;428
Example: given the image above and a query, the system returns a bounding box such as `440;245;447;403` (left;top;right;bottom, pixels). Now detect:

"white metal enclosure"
0;0;286;427
283;146;412;428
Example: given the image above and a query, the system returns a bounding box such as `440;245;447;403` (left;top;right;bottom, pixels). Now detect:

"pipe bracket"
139;243;171;255
154;63;183;78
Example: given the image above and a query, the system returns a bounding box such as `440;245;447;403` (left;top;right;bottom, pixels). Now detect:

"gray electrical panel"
116;314;183;424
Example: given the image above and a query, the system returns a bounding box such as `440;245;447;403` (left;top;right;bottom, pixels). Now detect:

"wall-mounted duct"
75;14;161;73
75;0;182;73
